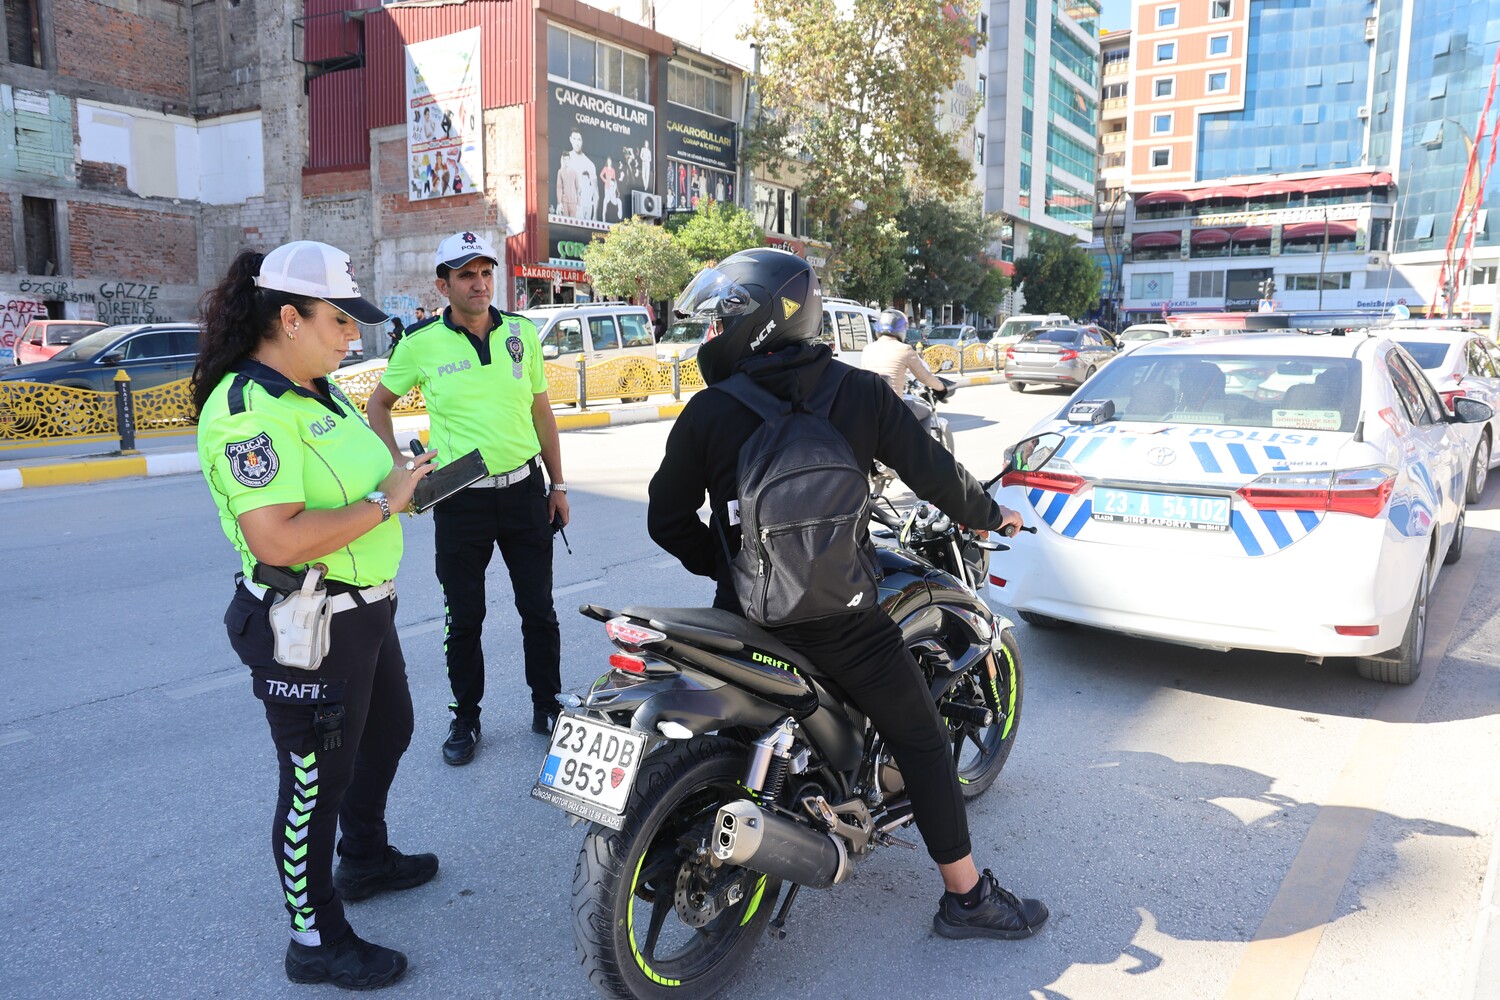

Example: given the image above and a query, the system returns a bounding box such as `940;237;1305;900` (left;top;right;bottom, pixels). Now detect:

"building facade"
1091;27;1131;325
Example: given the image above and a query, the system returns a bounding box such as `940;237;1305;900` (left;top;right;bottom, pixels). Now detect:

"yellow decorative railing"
0;382;116;439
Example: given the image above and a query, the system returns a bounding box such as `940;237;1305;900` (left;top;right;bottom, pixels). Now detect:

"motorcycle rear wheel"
573;736;782;1000
949;628;1024;799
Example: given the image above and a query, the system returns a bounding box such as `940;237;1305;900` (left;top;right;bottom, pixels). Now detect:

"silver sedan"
1003;325;1118;392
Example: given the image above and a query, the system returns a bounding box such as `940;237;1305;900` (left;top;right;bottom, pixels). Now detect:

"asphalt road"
2;382;1499;1000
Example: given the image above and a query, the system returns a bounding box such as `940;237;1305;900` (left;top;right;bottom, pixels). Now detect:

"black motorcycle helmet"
876;308;908;339
675;247;822;384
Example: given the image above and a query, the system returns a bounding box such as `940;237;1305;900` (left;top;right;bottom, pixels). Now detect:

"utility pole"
741;42;760;216
1317;208;1331;312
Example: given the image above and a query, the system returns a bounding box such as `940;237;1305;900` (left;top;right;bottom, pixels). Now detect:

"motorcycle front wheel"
949;628;1023;799
573;736;782;1000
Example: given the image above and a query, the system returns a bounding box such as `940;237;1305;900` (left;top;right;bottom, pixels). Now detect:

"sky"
1099;0;1130;34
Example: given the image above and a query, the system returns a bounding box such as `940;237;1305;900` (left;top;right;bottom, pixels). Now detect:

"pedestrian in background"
387;316;405;356
366;232;570;765
193;240;439;991
414;307;427;324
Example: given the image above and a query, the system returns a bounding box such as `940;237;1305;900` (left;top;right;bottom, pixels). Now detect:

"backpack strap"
711;372;790;423
804;362;851;418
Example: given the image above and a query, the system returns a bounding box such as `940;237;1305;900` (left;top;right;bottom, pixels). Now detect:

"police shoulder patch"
225;432;280;488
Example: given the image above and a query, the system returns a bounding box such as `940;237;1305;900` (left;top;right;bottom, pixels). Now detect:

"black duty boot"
531;707;558;735
284;928;407;990
933;869;1049;941
442;718;480;766
333;845;439;902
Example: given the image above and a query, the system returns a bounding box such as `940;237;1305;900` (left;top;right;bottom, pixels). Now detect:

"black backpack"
713;364;878;626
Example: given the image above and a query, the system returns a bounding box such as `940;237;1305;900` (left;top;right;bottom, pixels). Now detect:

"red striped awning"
1281;220;1357;240
1132;231;1184;249
1302;174;1376;194
1135;190;1189;207
1231;226;1272;241
1192;186;1248;202
1369;171;1394;187
1191;228;1233;245
1245;180;1305;198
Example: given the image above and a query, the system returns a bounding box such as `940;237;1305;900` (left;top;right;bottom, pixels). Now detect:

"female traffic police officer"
194;241;438;991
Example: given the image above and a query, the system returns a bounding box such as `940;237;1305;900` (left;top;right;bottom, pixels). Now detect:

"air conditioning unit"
632;191;663;219
1369;253;1387;265
1357;105;1370;119
1365;16;1378;40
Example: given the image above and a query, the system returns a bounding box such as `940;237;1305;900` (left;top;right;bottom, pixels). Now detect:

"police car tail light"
1236;466;1395;518
1441;387;1467;412
1000;469;1086;494
605;617;666;652
609;652;647;674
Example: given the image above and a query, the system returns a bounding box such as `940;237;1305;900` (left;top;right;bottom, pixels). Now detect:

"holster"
267;564;332;670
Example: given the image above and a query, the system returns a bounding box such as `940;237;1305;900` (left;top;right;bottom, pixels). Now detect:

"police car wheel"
1466;433;1490;505
1444;505;1466;566
1010;382;1027;393
1018;611;1072;629
1354;558;1428;686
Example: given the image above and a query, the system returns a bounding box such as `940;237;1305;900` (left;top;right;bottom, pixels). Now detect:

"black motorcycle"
533;436;1064;1000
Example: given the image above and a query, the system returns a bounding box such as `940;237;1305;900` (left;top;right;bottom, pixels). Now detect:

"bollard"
958;344;967;376
670;352;682;401
113;369;137;453
575;356;589;411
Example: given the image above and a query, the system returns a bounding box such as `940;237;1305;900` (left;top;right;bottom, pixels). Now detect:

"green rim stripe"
627;850;682;987
739;875;768;926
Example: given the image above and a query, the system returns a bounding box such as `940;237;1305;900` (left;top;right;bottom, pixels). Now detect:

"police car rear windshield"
1075;355;1363;433
1394;342;1450;370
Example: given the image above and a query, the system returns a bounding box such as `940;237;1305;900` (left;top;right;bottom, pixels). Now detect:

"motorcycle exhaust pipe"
712;800;849;889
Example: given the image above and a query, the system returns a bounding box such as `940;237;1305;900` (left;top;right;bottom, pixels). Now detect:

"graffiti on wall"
15;279;173;325
1;298;48;365
381;294;423;325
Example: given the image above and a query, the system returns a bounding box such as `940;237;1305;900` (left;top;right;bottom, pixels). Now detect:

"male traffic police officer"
367;232;571;765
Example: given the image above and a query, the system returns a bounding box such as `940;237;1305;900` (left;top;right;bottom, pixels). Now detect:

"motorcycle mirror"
938;360;955;372
1000;432;1066;477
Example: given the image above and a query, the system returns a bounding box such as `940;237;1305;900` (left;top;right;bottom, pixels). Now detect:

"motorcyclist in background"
861;308;949;400
647;249;1048;941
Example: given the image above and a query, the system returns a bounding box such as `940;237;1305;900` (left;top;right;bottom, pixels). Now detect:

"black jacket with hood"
647;342;1003;612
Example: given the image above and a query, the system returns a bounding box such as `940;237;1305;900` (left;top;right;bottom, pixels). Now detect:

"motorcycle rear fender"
584;665;791;740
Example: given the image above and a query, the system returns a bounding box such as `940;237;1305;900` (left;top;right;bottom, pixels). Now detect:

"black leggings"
771;609;971;865
224;583;414;945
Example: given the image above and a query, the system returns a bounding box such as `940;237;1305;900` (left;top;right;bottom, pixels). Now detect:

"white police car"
988;333;1493;684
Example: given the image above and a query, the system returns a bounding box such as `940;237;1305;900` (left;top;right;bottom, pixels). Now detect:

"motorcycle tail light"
1000;469;1086;494
610;652;647;674
1236;466;1395;518
605;617;666;650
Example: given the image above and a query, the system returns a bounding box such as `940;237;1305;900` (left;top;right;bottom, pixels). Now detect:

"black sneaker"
284;928;407;990
531;708;558;735
442;718;480;766
333;845;439;902
933;869;1049;941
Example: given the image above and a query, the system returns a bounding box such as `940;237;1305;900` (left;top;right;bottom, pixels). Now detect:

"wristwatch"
363;491;392;522
550;482;568;493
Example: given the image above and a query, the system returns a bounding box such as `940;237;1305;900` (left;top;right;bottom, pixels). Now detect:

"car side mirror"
99;351;124;364
1450;397;1494;424
1001;432;1066;477
541;345;560;360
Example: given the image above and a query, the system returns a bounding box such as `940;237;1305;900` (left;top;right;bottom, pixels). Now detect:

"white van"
989;313;1071;349
820;297;881;368
523;302;657;363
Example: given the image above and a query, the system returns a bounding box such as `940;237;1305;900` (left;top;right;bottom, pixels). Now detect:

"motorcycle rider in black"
647;248;1049;940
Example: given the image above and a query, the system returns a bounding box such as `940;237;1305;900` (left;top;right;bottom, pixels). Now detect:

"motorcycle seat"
620;605;819;677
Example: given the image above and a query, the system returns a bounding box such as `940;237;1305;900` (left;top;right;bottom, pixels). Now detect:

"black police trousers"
432;466;561;721
224;582;414;946
769;607;972;866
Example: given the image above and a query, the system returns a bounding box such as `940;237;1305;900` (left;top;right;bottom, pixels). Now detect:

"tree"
580;220;695;304
965;262;1009;320
1011;229;1101;319
665;200;765;268
897;191;1005;316
746;0;983;291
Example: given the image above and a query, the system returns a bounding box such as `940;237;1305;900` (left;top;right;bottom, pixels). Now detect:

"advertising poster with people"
547;80;655;233
405;28;483;203
664;105;737;214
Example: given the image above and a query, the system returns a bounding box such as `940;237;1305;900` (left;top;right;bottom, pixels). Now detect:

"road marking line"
555;579;606;597
1223;531;1492;1000
166;673;245;700
0;729;33;748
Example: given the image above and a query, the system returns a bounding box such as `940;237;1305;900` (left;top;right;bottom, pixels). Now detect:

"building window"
1414;214;1436;240
1210;0;1232;19
1154;77;1175;99
976;134;985;165
1287;273;1352;291
5;0;43;67
547;25;649;103
1150;147;1171;169
1155;42;1177;64
1103;82;1127;100
21;196;57;275
668;62;733;118
754;182;798;236
1130;271;1173;298
1208;33;1230;57
977;75;987;105
1207;71;1229;93
979;12;988;36
1156;5;1178;29
1188;270;1226;297
1152;112;1173;135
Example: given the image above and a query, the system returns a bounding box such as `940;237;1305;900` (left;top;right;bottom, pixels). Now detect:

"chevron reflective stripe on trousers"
285;750;320;945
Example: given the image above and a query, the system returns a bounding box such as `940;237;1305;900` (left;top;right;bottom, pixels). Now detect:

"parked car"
819;297;881;368
989;333;1491;683
925;324;982;349
1389;327;1500;503
989;313;1071;350
1114;323;1179;358
14;320;106;366
0;323;201;392
655;318;708;362
1003;325;1118;391
523;302;657;363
